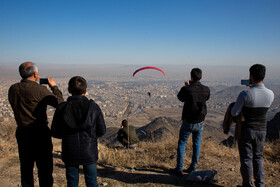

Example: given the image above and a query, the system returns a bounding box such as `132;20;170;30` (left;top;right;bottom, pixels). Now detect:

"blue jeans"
176;121;204;171
66;163;98;187
238;129;266;187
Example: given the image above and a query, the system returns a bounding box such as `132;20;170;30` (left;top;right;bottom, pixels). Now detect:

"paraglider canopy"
133;66;165;77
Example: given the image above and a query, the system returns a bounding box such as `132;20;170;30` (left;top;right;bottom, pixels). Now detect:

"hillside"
100;117;181;147
137;117;180;142
1;116;279;186
100;114;227;148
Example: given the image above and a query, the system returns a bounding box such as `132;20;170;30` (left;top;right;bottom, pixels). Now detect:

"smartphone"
39;78;48;84
241;79;250;85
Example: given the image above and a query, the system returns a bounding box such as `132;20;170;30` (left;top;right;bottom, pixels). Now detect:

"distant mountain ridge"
212;85;246;100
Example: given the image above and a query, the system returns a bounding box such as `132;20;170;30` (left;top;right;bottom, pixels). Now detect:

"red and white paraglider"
132;66;165;77
132;66;165;99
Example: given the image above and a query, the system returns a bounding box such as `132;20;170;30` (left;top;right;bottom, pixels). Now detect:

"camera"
241;79;250;85
39;78;48;84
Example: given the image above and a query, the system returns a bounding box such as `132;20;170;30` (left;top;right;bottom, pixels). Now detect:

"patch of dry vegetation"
98;135;280;186
0;120;16;141
264;140;280;161
98;136;179;169
0;120;279;186
0;120;17;157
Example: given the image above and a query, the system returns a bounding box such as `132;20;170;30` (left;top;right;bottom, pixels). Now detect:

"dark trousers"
16;126;53;187
238;129;266;187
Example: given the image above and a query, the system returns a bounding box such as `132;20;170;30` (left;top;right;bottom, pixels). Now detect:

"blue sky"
0;0;279;66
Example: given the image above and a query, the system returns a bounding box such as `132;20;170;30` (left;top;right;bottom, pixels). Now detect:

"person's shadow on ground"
98;165;222;187
53;151;221;186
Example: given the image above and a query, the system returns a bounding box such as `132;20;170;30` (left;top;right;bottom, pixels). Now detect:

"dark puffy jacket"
51;96;106;165
177;81;210;123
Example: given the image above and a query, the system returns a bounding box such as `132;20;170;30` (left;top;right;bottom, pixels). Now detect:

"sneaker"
170;168;183;176
185;166;195;173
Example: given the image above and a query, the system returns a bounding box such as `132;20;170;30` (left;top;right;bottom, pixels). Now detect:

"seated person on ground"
117;119;139;148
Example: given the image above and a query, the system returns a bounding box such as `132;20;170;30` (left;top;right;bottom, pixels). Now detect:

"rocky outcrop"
136;117;180;142
220;136;237;148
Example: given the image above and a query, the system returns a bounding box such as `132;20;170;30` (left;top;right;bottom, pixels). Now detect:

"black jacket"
177;81;210;123
51;96;106;165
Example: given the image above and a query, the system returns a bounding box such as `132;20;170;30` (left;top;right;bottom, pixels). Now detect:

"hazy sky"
0;0;279;66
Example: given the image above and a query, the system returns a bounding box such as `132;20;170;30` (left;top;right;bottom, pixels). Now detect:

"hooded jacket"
51;96;106;165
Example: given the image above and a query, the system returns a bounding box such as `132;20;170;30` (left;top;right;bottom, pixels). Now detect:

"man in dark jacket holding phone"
51;76;106;187
171;68;210;176
8;61;63;187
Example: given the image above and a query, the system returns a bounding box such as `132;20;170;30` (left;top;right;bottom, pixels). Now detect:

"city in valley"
1;64;280;186
1;64;280;129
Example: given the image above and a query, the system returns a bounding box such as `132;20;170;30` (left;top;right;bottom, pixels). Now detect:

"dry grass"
1;120;279;186
0;120;17;141
97;135;280;186
264;140;280;161
0;120;17;157
98;136;179;169
98;135;237;171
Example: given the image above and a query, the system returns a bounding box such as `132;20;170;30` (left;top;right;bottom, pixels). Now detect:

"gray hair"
19;62;38;79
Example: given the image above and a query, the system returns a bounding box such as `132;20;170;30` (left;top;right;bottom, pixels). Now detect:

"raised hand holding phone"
241;79;251;86
47;78;57;88
185;80;191;86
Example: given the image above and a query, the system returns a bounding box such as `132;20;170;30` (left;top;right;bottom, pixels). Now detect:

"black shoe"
185;167;195;173
170;168;183;176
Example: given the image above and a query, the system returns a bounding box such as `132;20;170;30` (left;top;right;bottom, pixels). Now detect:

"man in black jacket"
51;76;106;187
171;68;210;176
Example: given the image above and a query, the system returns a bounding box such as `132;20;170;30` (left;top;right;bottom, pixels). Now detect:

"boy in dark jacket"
51;76;106;187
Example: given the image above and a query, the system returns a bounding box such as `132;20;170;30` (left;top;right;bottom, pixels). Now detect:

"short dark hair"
19;62;38;79
249;64;266;82
68;76;87;95
122;119;128;127
191;68;202;81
